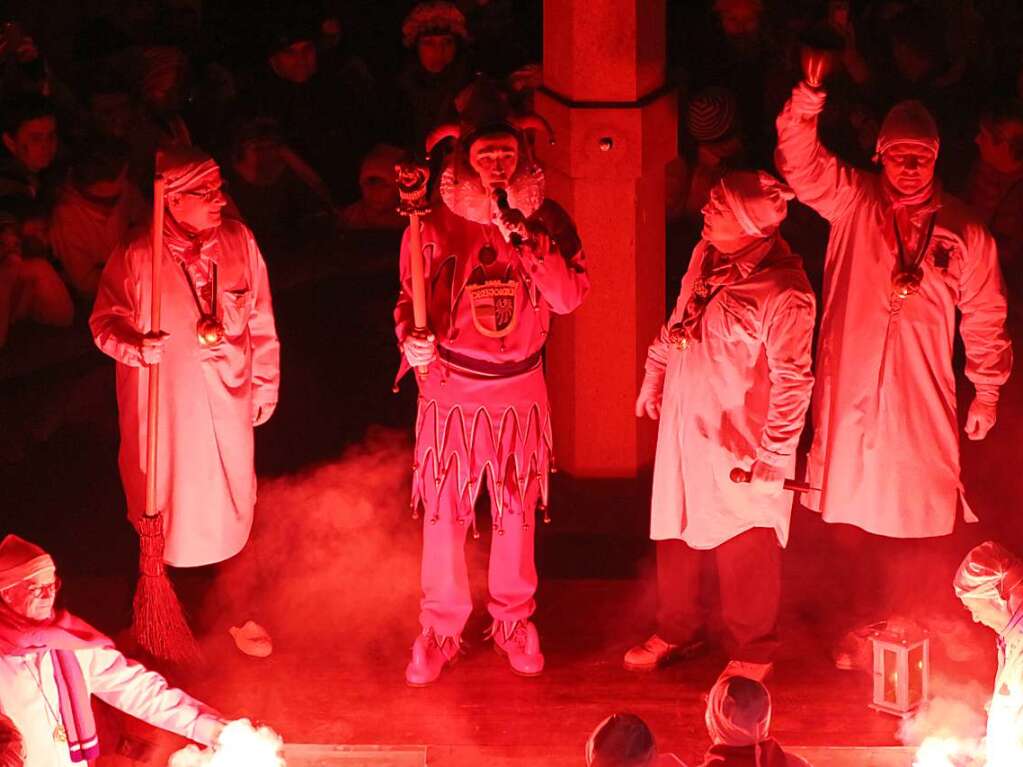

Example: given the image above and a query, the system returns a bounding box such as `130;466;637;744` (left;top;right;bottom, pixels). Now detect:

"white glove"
138;332;167;366
635;371;664;420
790;80;827;118
748;459;786;498
964;396;997;441
403;332;436;367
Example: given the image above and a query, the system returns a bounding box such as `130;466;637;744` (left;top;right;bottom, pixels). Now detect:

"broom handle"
145;175;165;519
408;212;429;376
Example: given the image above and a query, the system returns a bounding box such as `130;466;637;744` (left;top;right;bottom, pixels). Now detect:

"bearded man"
775;56;1012;666
396;81;589;685
90;147;280;572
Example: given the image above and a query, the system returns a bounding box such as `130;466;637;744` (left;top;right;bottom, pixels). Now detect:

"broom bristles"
132;571;202;667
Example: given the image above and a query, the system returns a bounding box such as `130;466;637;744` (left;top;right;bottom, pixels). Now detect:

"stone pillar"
539;0;676;476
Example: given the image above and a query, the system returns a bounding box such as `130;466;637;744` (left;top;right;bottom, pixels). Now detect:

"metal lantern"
869;624;930;717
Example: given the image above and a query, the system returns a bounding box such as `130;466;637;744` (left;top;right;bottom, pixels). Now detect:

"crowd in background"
0;0;1020;347
0;3;1020;764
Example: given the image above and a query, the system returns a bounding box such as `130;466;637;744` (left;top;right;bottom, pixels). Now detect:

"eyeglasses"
24;577;61;599
180;187;222;202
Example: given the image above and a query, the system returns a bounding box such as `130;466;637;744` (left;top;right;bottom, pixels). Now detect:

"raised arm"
774;82;865;223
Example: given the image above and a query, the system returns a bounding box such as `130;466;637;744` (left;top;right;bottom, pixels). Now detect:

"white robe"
775;87;1012;538
90;219;280;567
648;237;815;548
987;609;1023;766
0;646;220;767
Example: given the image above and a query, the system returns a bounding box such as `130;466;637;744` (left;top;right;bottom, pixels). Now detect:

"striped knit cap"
687;87;737;143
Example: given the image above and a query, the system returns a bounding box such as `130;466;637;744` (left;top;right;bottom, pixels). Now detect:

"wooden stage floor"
86;574;995;767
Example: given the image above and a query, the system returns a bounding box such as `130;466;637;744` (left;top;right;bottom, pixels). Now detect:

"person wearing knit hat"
402;1;469;51
89;148;280;656
397;1;473;149
627;170;814;682
696;676;811;767
775;50;1011;669
953;541;1023;765
0;535;228;767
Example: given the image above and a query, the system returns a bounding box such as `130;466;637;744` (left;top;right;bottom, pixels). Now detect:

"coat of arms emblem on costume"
467;279;519;337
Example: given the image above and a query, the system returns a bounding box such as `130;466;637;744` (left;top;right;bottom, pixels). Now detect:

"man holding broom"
395;79;589;685
90;147;279;659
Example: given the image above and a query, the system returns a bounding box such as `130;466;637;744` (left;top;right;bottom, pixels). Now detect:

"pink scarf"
0;604;113;762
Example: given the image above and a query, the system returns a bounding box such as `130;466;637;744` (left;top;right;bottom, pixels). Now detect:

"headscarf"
875;100;940;161
585;713;657;767
156;147;224;265
716;171;794;238
954;541;1023;621
0;535;54;591
705;675;772;748
158;146;221;197
0;537;111;763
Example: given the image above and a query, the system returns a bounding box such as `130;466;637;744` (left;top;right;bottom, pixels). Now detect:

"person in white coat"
0;535;225;767
625;171;816;681
775;54;1012;668
90;147;280;570
953;541;1023;766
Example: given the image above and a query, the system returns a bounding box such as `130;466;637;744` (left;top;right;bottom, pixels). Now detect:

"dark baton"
729;467;819;494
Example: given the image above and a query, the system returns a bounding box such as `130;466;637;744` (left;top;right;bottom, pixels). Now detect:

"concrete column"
539;0;676;476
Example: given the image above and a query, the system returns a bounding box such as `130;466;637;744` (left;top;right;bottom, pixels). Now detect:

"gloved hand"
964;394;997;441
790;80;827;118
635;371;664;420
253;401;276;426
403;331;436;367
749;459;786;498
138;332;167;366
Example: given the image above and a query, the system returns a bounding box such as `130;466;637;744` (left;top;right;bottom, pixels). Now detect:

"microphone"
492;187;523;247
729;467;818;494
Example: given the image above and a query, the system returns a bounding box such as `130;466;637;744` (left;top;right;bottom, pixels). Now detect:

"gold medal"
54;725;67;743
892;267;923;300
196;315;225;347
667;322;690;351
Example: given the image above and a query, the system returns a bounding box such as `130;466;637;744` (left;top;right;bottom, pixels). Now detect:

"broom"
131;171;201;666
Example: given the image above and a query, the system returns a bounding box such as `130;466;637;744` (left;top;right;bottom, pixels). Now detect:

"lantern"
869;624;930;717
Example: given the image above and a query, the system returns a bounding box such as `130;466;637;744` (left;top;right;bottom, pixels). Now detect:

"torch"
132;170;200;666
395;160;432;377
